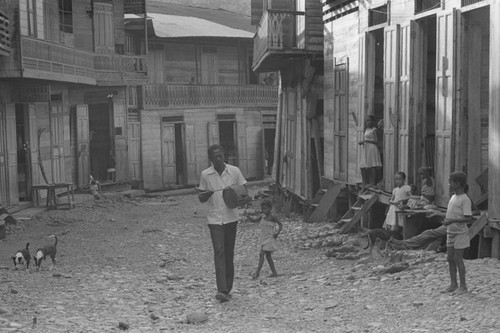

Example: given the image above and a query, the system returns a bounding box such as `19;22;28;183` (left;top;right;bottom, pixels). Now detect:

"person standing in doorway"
198;144;247;302
358;115;382;188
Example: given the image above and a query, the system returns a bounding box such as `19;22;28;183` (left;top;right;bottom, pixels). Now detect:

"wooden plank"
468;213;488;240
339;194;378;233
307;182;342;223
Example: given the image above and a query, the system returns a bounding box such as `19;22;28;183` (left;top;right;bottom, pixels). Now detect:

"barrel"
222;185;250;209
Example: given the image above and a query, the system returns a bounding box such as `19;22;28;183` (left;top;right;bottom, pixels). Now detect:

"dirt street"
1;186;500;333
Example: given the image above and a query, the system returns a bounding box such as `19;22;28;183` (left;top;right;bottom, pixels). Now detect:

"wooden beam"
489;1;500;258
307;182;342;223
468;213;488;240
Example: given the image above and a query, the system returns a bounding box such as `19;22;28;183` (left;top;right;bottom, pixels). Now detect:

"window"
369;5;387;27
59;0;73;33
27;0;37;37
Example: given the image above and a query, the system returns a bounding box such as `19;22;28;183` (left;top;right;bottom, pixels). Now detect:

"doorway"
218;121;237;166
89;103;112;182
15;105;30;201
263;128;275;176
160;118;186;187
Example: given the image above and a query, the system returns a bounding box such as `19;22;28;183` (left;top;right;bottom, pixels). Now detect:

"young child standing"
429;171;472;294
246;199;283;279
383;171;411;231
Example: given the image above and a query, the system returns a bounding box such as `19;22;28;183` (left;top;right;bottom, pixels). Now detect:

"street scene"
1;187;500;332
1;0;500;332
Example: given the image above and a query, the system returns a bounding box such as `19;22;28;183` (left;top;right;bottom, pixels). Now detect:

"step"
311;203;319;208
352;206;362;211
340;218;352;223
358;194;373;200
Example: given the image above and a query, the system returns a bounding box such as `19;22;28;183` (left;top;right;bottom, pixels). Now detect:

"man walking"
198;144;247;302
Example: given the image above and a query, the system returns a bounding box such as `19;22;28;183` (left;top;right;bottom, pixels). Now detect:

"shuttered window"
94;2;114;53
58;0;72;33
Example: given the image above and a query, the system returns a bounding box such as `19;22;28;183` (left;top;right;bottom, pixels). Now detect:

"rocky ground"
1;184;500;333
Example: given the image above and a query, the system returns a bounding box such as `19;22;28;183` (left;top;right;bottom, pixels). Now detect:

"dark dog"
34;235;58;271
363;228;403;258
12;242;30;269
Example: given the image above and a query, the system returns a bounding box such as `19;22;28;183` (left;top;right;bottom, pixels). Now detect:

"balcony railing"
415;0;441;13
21;36;95;82
20;36;148;84
253;10;305;69
0;9;11;56
143;84;278;108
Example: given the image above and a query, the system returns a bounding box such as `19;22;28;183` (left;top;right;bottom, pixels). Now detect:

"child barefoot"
246;199;283;279
383;171;411;231
429;171;472;294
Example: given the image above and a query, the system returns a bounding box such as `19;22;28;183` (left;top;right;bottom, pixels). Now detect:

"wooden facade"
252;0;324;202
324;0;500;257
136;26;279;190
0;0;147;208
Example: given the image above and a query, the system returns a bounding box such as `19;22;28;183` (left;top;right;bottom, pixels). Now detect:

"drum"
222;185;250;209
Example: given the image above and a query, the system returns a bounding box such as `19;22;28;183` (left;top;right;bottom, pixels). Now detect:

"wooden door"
148;51;164;83
51;102;65;183
399;22;416;183
128;121;141;180
333;60;348;181
237;121;248;177
0;105;8;205
201;47;218;84
161;123;176;187
76;105;90;187
207;122;219;146
93;2;115;54
435;10;458;207
383;25;400;191
6;104;18;204
28;104;39;191
185;124;197;184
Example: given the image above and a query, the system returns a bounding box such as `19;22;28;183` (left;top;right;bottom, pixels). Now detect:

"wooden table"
396;209;442;239
31;183;75;210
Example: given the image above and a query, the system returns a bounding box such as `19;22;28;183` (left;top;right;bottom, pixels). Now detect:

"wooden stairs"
305;182;342;223
339;193;379;234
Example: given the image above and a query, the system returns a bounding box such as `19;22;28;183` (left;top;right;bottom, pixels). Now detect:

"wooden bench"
31;183;75;210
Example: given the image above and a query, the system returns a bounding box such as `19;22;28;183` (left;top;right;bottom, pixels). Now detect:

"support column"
489;2;500;259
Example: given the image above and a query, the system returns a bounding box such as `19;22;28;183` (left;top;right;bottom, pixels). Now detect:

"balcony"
20;36;148;85
252;10;306;72
142;84;278;109
0;9;11;56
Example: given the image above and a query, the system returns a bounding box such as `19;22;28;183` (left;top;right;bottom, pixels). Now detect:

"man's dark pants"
208;221;238;295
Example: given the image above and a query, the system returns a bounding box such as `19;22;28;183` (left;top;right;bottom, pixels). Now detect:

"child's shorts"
447;232;470;249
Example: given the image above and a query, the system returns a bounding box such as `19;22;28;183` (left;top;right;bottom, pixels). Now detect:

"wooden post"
489;1;500;259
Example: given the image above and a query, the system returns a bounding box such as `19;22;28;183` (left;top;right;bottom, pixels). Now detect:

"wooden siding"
164;43;196;83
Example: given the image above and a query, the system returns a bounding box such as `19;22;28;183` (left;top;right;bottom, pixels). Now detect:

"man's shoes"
215;292;229;302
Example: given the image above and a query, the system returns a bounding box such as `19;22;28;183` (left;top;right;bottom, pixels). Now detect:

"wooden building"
0;0;148;208
126;4;278;191
323;0;500;257
251;0;324;204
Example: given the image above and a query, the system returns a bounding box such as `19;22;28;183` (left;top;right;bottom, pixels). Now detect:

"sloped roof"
146;1;253;33
131;12;253;38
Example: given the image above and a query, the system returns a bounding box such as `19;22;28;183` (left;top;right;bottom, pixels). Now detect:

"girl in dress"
417;167;435;203
359;115;382;188
246;199;283;279
383;171;411;231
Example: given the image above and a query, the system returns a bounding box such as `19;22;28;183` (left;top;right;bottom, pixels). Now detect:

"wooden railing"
0;9;10;56
143;84;278;108
253;10;305;68
21;36;95;80
20;36;147;83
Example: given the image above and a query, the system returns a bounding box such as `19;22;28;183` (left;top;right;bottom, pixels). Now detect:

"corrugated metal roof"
126;13;253;38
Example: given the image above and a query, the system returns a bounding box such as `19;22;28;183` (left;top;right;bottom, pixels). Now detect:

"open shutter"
383;25;400;191
161;123;176;186
435;10;459;207
0;105;7;205
51;102;65;183
237;121;248;177
28;104;39;190
334;59;348;181
5;104;18;204
185;124;197;184
399;21;415;182
207;122;219;147
128;121;141;180
93;2;115;54
76;105;90;188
